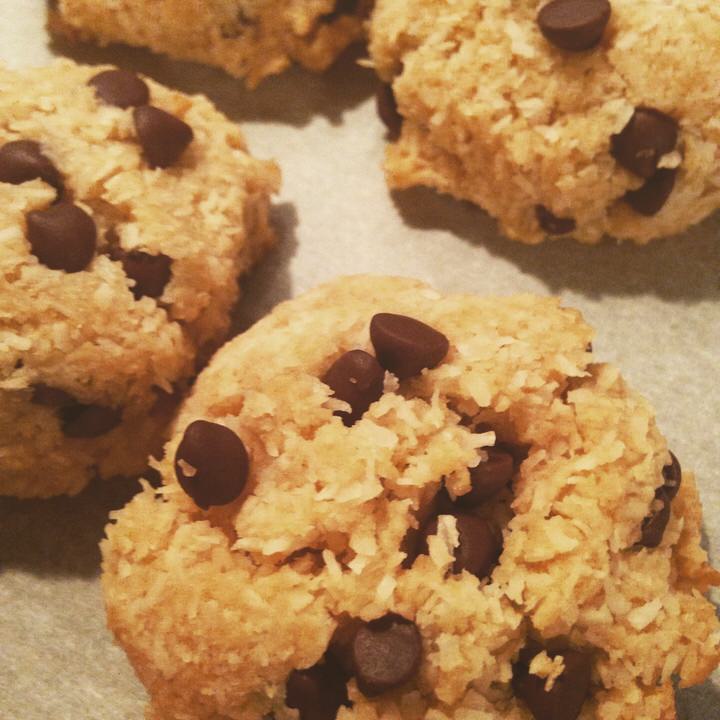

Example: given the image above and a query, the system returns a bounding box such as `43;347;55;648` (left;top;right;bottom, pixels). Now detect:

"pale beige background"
0;1;718;718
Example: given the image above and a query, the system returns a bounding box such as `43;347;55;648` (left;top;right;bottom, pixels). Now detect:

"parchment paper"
0;1;717;718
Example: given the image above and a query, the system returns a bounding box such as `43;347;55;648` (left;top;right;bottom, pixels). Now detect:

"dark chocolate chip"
537;0;611;52
611;108;678;179
34;385;123;444
30;384;74;407
352;614;422;696
59;403;122;438
431;485;457;516
376;84;403;141
89;69;150;109
143;466;164;488
453;514;501;579
623;168;676;216
26;202;97;273
328;618;364;678
285;661;349;720
401;486;457;568
456;448;515;507
419;514;501;579
0;140;64;193
120;250;172;299
638;491;671;548
400;524;423;569
535;205;576;235
322;350;384;426
133;106;194;168
174;419;249;509
638;453;681;550
370;313;449;380
662;451;682;500
513;646;593;720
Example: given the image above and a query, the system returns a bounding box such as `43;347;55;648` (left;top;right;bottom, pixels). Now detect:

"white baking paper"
0;1;717;718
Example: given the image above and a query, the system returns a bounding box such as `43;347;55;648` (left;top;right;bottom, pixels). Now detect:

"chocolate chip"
537;0;611;52
662;451;682;500
0;140;63;193
89;69;150;109
431;485;457;516
174;419;249;509
419;514;501;579
26;202;97;272
370;313;449;380
401;487;458;569
32;384;121;440
328;618;364;678
143;466;164;488
400;524;423;569
120;250;172;299
638;453;681;548
638;492;671;548
453;515;501;578
60;403;122;438
376;84;403;141
352;614;422;696
611;108;678;179
623;168;676;216
456;448;515;506
513;645;593;720
535;205;576;235
133;106;194;168
322;350;384;426
30;384;75;407
285;661;349;720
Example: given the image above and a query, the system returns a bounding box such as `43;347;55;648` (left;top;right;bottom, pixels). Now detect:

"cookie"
49;0;371;88
0;59;280;498
369;1;720;244
101;276;719;720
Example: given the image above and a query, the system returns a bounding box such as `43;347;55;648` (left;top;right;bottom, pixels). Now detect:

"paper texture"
0;1;717;718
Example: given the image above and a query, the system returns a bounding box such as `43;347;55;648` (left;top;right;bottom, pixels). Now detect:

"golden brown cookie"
370;1;720;244
50;0;371;87
102;276;719;720
0;59;279;497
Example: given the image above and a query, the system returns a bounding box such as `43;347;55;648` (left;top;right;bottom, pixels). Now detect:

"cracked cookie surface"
0;59;279;497
50;0;371;88
369;1;720;244
101;276;719;720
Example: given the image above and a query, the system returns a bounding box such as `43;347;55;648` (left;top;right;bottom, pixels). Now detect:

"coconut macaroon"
101;276;718;720
50;0;372;88
369;0;720;244
0;59;280;498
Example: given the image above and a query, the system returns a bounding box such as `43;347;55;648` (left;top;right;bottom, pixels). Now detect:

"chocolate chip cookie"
370;1;720;243
0;59;280;497
50;0;371;88
101;276;719;720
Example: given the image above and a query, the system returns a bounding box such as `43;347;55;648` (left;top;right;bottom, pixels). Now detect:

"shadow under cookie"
391;187;720;302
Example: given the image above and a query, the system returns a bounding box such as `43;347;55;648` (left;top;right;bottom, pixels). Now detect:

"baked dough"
50;0;371;88
0;59;279;497
102;276;719;720
370;0;720;244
